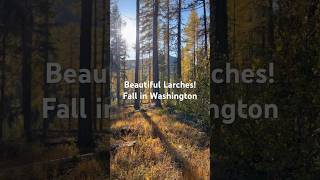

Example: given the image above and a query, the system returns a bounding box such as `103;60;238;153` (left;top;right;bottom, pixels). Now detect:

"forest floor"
111;106;210;179
0;106;209;179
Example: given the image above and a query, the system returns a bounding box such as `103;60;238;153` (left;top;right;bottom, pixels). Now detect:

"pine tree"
202;0;208;59
22;0;33;142
92;0;98;130
111;4;127;107
134;0;141;110
78;0;94;150
166;0;171;94
184;9;200;80
210;0;228;178
42;0;50;138
153;0;161;107
100;0;107;130
177;0;182;80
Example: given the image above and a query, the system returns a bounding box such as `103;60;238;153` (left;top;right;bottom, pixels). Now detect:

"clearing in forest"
111;107;210;179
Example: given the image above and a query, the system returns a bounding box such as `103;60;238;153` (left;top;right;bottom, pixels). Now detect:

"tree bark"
78;0;94;150
0;33;6;141
22;0;33;142
114;11;121;107
153;0;161;107
116;50;121;107
134;0;141;110
100;0;107;131
148;51;152;103
166;0;170;94
203;0;208;59
210;0;228;179
105;0;111;129
267;0;275;50
43;0;50;138
104;0;110;177
193;21;197;80
177;0;182;80
92;0;98;131
68;37;73;130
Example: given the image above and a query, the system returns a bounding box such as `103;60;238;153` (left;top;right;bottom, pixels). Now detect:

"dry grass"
146;110;210;179
111;108;182;179
111;107;209;179
0;141;107;180
65;159;104;180
0;142;82;179
0;107;209;179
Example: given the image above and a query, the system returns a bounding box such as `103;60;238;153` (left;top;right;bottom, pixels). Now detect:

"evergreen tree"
184;9;200;80
78;0;94;150
210;0;228;179
22;0;33;142
134;0;141;110
153;0;161;107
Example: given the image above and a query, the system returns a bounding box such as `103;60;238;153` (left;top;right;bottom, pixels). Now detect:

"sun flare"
121;19;136;48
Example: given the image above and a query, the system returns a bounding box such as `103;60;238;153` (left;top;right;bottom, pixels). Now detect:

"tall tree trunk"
122;60;127;106
203;0;208;59
148;51;152;103
100;0;107;131
115;23;121;107
177;0;182;79
105;0;111;176
210;0;228;179
153;0;161;107
193;25;197;80
134;0;141;110
92;0;98;131
22;0;33;142
68;39;73;130
43;0;50;138
141;54;144;96
166;0;170;94
0;33;6;141
116;52;121;106
267;0;275;50
105;0;111;129
78;0;94;150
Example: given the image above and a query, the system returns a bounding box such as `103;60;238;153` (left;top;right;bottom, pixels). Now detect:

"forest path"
111;106;209;179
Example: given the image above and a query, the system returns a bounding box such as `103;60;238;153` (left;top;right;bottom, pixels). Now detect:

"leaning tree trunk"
134;0;141;110
22;0;33;142
153;0;161;107
210;0;228;179
78;0;94;150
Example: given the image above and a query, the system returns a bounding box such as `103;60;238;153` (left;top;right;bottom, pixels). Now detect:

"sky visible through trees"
0;0;319;179
118;0;207;59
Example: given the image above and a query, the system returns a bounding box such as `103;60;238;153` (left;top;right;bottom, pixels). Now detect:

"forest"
0;0;320;179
